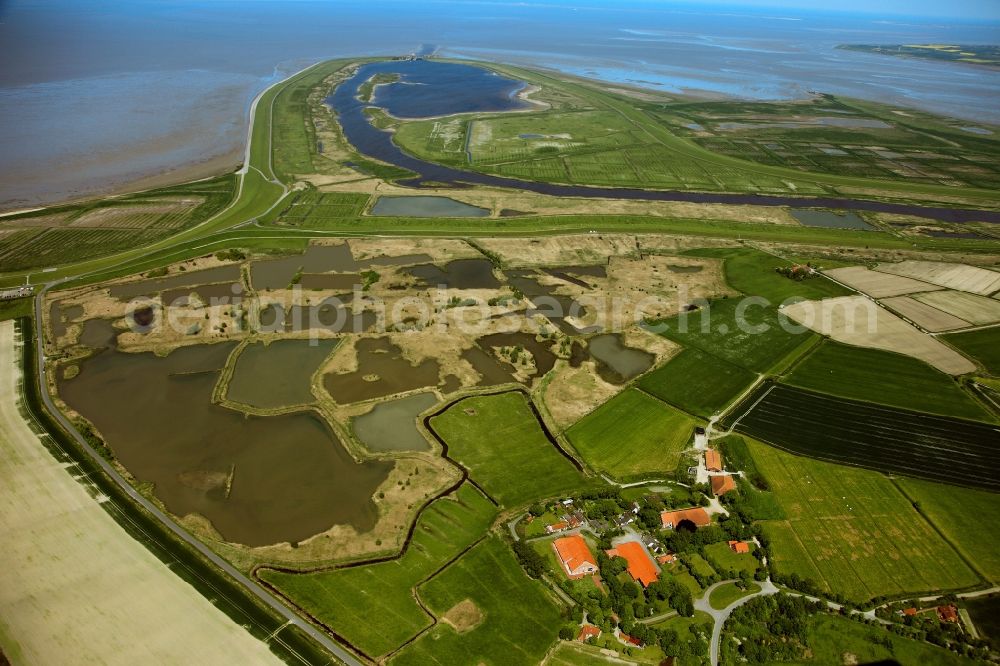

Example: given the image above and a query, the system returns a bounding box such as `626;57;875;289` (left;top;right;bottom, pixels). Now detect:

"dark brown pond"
258;302;375;334
250;244;357;290
78;318;118;349
476;331;557;379
503;269;596;334
406;259;500;289
227;339;338;409
49;301;83;338
324;337;441;403
109;265;242;300
462;345;518;386
298;273;362;291
162;282;244;306
58;342;392;547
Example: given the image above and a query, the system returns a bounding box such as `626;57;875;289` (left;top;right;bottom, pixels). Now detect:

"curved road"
695;579;779;666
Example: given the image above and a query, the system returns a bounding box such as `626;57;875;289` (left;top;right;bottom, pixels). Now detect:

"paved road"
695;578;779;666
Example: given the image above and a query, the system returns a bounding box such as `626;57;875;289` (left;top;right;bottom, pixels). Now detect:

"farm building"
729;540;750;554
705;449;723;472
578;625;601;642
553;535;598;579
606;541;659;587
711;474;737;496
546;521;569;534
937;605;959;623
661;507;711;530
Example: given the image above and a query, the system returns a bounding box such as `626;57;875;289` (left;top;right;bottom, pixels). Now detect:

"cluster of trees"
721;594;825;663
774;263;816;282
511;540;549;579
214;248;247;262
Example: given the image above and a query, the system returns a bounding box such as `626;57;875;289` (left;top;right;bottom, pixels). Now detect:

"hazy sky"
663;0;1000;19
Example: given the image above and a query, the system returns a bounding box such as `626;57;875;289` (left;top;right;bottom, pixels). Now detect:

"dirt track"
0;320;280;666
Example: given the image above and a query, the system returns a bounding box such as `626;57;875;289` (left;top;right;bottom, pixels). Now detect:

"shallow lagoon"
227;338;338;409
59;342;391;547
367;60;532;119
353;392;438;453
370;195;490;218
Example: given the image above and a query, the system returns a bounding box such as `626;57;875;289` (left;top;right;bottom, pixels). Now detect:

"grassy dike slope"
0;320;280;666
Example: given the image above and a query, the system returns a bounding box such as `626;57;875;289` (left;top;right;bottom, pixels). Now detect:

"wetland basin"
59;342;391;546
77;318;118;350
226;338;338;409
250;244;357;290
406;259;501;289
49;301;83;339
370;195;490;218
587;333;654;384
162;282;243;306
324;337;441;403
477;331;557;378
258;303;376;334
352;392;439;453
109;265;242;300
791;209;874;230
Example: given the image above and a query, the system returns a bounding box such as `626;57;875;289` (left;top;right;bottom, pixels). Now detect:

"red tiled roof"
705;449;723;472
728;540;750;554
661;507;711;529
903;607;918;616
553;535;597;578
937;605;959;623
711;474;737;496
620;632;643;647
657;553;677;565
606;541;659;588
547;521;569;533
578;625;601;642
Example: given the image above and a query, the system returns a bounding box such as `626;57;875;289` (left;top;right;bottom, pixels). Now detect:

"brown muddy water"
109;265;242;300
49;301;84;338
249;241;435;291
407;259;501;289
352;392;439;453
226;338;338;409
58;342;392;547
324;337;441;403
477;331;557;378
587;333;654;384
504;269;596;334
78;318;119;349
298;273;362;291
258;303;376;334
161;281;244;306
250;244;357;290
462;345;518;386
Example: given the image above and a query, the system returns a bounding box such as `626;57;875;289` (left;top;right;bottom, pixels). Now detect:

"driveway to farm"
696;578;779;666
